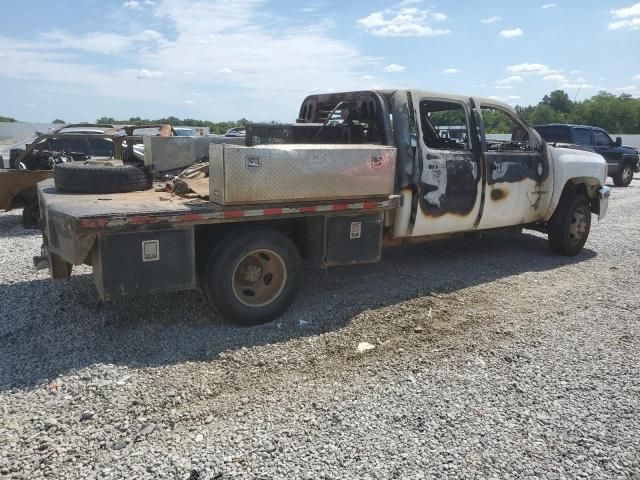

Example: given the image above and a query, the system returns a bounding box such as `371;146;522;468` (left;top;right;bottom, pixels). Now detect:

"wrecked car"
36;89;609;325
1;123;182;227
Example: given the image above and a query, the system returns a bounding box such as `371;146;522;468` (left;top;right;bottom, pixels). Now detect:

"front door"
410;94;483;236
593;129;621;173
474;100;552;229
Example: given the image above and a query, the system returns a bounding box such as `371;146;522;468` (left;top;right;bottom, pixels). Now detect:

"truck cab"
252;90;609;247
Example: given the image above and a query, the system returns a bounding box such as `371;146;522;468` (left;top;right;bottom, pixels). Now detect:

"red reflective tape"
130;215;155;225
179;213;203;222
299;206;318;213
79;218;109;228
263;208;283;216
332;204;349;211
363;201;378;209
224;210;245;218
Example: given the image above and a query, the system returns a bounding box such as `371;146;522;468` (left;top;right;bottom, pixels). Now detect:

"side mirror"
615;137;622;147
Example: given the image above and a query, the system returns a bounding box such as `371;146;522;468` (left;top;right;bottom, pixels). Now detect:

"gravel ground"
1;177;639;479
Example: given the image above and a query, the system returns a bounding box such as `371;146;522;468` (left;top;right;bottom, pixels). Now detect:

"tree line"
2;90;639;134
515;90;640;134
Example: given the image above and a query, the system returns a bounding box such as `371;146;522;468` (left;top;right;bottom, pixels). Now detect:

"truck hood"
549;144;605;161
548;144;607;187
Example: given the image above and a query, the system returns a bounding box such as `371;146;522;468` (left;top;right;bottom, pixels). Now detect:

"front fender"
544;146;607;221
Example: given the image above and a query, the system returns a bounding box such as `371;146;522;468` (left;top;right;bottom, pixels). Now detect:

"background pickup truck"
533;124;640;187
36;89;610;325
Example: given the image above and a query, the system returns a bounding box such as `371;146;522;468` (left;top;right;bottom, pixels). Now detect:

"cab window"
480;106;531;152
418;100;469;150
593;130;612;147
573;128;592;146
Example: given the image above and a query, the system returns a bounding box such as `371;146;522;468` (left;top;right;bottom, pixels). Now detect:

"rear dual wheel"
203;228;301;326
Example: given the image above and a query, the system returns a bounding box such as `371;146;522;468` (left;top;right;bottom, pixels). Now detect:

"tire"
54;162;153;194
547;193;591;256
22;202;40;229
612;162;634;187
203;228;301;325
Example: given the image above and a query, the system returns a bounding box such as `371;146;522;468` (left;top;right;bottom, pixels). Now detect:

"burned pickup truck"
36;89;610;325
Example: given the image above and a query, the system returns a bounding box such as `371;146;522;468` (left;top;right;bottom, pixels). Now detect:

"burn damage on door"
416;99;481;217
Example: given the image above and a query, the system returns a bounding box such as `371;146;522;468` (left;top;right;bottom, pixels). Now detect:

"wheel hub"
232;249;287;308
569;207;588;244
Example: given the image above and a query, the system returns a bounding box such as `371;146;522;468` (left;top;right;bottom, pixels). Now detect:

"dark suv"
534;124;640;187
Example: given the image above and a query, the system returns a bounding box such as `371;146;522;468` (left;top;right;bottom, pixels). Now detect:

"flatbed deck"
38;180;402;233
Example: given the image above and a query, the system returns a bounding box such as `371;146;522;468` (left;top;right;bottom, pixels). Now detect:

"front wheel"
612;163;634;187
203;228;301;325
547;193;591;256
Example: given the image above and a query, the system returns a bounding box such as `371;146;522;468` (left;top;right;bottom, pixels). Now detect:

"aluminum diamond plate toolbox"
209;144;397;205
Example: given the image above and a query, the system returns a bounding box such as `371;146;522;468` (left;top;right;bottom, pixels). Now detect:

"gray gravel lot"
1;177;639;479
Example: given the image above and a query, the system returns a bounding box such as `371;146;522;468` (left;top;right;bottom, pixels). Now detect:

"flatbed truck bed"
37;180;402;324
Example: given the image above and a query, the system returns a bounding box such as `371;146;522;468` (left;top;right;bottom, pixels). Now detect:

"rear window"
534;125;571;143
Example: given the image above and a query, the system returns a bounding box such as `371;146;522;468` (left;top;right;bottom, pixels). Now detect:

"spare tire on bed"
54;162;154;194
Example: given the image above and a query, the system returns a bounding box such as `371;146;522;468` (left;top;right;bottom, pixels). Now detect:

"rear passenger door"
573;127;593;148
410;95;483;236
474;100;552;229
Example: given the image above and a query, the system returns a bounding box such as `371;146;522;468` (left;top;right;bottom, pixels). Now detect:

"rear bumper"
597;186;610;220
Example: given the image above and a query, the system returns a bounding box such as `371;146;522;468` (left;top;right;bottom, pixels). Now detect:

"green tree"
541;90;573;114
51;119;65;124
0;116;17;122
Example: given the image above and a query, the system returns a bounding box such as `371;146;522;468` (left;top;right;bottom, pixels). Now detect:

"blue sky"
1;0;639;122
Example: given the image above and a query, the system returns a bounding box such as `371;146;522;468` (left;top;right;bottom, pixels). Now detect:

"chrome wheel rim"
622;167;632;184
232;249;287;307
569;206;588;245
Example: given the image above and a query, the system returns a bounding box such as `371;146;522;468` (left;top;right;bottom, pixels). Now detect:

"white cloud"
633;74;640;80
357;7;451;37
543;74;567;82
495;85;513;90
123;0;155;9
42;29;165;55
442;68;458;75
497;75;523;84
499;28;524;38
506;63;553;75
481;16;502;24
608;17;640;29
612;85;637;91
362;74;374;80
384;63;406;73
611;2;640;18
570;69;584;75
608;3;640;29
218;68;234;75
136;68;163;79
507;95;522;100
0;0;379;120
184;99;195;105
541;3;557;9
